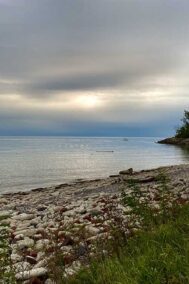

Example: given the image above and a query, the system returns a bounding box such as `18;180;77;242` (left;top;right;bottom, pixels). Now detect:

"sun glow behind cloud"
75;95;102;109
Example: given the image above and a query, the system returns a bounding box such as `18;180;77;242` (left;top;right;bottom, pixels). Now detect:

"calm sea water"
0;136;189;193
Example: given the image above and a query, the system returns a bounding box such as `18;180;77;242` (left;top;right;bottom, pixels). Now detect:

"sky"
0;0;189;137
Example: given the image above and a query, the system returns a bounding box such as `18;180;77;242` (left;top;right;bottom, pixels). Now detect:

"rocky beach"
0;164;189;283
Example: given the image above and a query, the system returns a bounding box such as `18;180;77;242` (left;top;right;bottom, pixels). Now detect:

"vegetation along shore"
0;164;189;283
158;110;189;146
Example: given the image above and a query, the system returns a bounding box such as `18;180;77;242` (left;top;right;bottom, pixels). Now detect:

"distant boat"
123;138;128;141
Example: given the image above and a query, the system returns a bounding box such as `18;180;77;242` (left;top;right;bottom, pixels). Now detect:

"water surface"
0;137;189;193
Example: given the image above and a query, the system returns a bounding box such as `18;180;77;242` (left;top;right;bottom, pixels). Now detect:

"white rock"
14;234;24;241
11;253;23;263
60;245;72;253
15;267;48;280
36;251;45;261
13;261;31;273
36;239;50;250
16;237;34;249
34;258;48;268
71;260;81;272
63;210;76;217
64;268;75;277
181;193;188;200
45;279;56;284
51;191;60;197
85;226;100;236
13;213;35;221
0;210;11;219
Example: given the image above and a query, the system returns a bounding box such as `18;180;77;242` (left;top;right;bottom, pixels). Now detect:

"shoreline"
158;137;189;146
0;162;188;198
0;163;189;282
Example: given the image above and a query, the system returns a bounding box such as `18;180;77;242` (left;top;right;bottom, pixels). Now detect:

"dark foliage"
176;110;189;138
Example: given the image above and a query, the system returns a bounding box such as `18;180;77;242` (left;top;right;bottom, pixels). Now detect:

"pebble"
16;237;34;249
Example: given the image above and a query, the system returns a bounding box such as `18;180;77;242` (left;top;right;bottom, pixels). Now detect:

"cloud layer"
0;0;189;136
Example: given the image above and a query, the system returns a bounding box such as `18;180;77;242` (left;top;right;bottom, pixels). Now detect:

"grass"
66;204;189;284
0;216;16;284
63;173;189;284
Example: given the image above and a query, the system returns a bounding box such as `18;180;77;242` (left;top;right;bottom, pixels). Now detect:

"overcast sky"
0;0;189;136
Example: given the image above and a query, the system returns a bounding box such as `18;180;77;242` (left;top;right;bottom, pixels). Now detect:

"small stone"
0;210;11;219
14;234;24;241
181;193;188;200
45;279;56;284
13;213;35;221
13;261;31;273
89;208;101;216
36;239;50;250
34;258;48;268
26;255;37;265
17;237;35;249
36;252;45;262
85;226;100;236
11;253;23;263
37;206;47;211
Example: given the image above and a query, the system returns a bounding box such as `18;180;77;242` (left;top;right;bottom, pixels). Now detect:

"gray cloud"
0;0;189;135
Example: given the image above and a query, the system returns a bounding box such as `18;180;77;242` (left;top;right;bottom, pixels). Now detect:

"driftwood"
123;176;156;183
119;168;134;175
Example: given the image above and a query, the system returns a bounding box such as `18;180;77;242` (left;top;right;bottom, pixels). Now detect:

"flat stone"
13;213;35;221
15;229;37;238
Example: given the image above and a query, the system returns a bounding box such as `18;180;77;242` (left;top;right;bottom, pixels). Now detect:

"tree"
176;110;189;138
